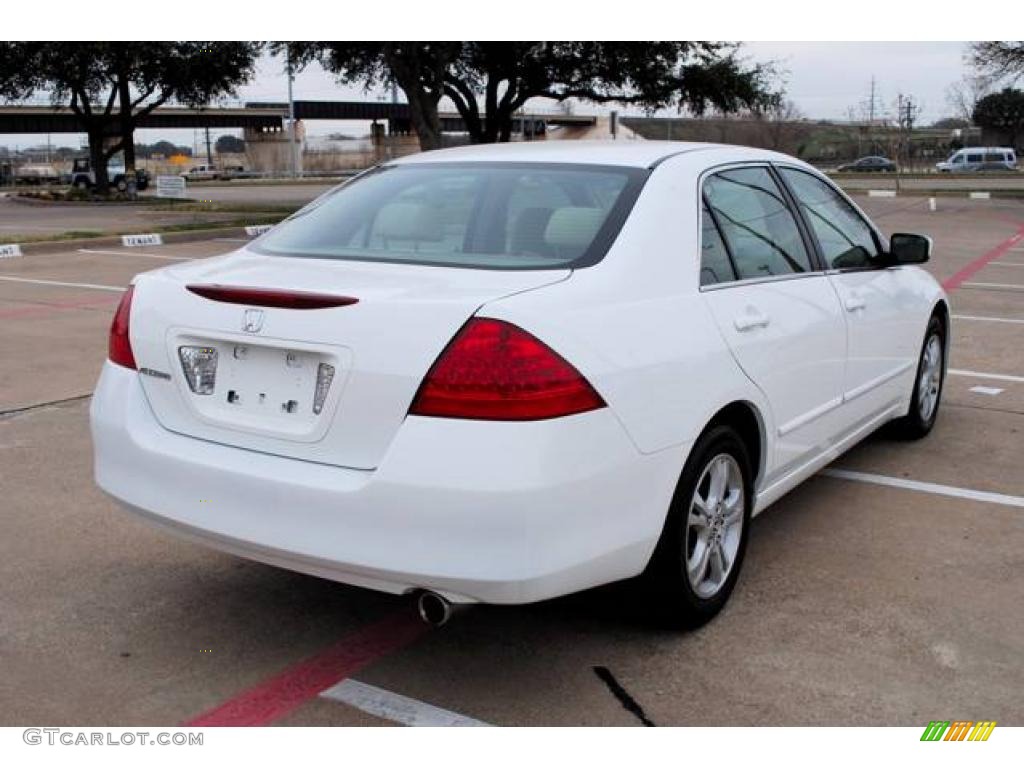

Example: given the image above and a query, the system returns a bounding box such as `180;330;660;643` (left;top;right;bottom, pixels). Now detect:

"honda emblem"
242;308;265;334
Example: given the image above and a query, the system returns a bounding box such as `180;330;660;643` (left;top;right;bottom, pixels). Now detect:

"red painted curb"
182;610;430;727
942;226;1024;292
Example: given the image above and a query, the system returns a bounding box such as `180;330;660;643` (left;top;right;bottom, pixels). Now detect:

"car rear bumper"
90;362;685;604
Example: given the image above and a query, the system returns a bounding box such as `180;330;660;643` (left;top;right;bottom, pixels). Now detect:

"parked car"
936;147;1017;172
837;156;897;172
218;164;247;180
70;158;149;191
182;164;219;181
91;142;948;628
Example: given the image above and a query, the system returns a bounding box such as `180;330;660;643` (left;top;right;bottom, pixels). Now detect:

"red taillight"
108;286;136;370
409;318;605;421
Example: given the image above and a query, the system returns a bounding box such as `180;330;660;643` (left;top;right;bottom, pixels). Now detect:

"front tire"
892;315;945;439
641;425;753;629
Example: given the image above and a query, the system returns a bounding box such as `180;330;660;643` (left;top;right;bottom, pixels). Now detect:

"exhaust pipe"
416;590;454;627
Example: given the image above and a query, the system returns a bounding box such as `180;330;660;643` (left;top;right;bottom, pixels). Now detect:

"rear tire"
640;425;753;629
891;315;945;439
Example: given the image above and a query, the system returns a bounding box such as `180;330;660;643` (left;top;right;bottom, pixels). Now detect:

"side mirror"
888;233;931;264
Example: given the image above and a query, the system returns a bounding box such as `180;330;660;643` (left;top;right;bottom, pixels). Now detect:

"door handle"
733;311;771;332
844;296;867;312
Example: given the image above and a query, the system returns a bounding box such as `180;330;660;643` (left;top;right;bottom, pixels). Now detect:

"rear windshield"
252;162;648;270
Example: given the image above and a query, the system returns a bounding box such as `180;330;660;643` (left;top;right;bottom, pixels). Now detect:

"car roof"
388;140;803;170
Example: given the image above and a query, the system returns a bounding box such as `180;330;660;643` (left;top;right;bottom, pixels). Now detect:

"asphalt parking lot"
1;196;1022;727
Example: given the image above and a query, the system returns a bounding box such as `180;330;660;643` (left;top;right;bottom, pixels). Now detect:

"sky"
744;42;970;123
1;42;975;152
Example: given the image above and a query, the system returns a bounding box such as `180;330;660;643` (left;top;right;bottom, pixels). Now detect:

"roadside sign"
122;233;163;247
245;224;274;237
0;243;22;258
156;175;187;199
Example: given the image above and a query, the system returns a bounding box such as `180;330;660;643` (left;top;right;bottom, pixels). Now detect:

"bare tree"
946;74;993;123
971;42;1024;82
754;99;804;152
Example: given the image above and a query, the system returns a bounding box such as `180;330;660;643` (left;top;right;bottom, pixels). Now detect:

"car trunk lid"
130;250;569;469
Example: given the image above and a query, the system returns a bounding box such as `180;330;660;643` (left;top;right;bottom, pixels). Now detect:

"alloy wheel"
685;453;745;599
918;334;943;422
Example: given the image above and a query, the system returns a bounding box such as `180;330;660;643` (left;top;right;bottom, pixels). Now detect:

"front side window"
252;163;645;270
779;167;879;269
967;153;983;163
703;167;813;279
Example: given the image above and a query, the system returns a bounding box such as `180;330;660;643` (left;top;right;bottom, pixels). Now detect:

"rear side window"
779;168;879;269
253;163;646;270
984;152;1005;162
700;204;736;286
703;167;813;279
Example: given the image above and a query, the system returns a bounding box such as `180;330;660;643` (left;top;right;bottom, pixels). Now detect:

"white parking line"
952;314;1024;325
962;282;1024;291
0;275;123;292
949;368;1024;384
78;248;193;261
969;385;1005;396
822;469;1024;509
990;262;1024;267
320;679;489;727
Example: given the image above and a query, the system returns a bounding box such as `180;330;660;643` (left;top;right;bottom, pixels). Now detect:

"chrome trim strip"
700;271;823;292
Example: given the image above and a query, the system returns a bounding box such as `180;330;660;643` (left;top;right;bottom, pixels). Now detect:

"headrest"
375;202;443;242
544;207;604;250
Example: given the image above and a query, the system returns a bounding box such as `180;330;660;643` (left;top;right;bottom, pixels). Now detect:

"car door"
777;166;918;424
700;165;848;477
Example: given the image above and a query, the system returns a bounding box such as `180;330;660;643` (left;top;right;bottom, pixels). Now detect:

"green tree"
0;42;260;194
136;140;192;159
282;42;460;152
972;88;1024;149
279;42;776;150
215;135;246;154
447;42;775;143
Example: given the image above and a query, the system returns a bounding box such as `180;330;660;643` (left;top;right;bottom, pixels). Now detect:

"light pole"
287;51;299;179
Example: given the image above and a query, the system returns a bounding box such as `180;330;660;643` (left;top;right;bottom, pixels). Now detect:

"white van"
936;147;1018;172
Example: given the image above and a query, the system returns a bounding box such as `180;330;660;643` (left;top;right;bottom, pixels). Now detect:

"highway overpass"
0;104;285;134
0;100;596;136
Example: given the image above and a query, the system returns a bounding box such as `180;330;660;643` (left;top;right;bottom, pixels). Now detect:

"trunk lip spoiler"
185;284;359;310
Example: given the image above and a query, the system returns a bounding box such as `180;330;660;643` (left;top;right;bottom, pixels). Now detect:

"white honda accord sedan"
91;141;948;627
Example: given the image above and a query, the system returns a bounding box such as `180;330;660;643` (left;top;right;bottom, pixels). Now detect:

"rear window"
253;162;647;270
